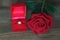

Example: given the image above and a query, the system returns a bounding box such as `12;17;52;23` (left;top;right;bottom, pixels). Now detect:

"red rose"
27;13;54;34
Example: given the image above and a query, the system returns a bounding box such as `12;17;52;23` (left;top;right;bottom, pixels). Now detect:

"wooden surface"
0;0;59;40
0;28;60;40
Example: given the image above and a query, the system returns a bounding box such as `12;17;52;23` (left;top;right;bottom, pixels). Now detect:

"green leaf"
31;3;48;14
32;3;41;13
26;2;37;9
46;3;57;13
31;2;57;14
